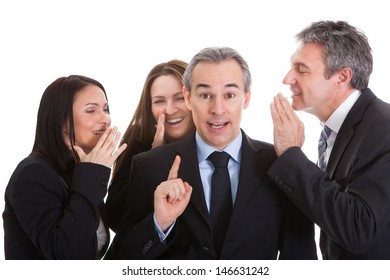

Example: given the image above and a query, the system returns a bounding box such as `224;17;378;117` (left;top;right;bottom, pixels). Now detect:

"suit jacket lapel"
327;89;376;178
229;132;267;223
174;134;211;227
173;131;275;249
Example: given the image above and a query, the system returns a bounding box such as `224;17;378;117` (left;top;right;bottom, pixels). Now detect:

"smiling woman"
2;1;390;274
2;75;126;259
105;59;195;232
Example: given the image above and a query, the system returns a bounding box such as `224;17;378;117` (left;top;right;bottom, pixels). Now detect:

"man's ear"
183;86;192;111
243;90;251;109
337;67;353;85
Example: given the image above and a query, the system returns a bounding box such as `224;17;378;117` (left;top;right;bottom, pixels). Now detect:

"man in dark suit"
268;20;390;259
106;47;317;260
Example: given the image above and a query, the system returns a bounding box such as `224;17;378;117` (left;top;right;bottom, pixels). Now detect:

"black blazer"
105;130;317;259
106;139;150;232
3;155;110;259
268;89;390;259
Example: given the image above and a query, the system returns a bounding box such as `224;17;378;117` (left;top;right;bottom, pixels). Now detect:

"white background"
0;0;389;274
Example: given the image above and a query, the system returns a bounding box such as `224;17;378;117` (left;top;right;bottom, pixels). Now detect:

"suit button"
202;246;209;251
101;180;108;186
142;240;154;254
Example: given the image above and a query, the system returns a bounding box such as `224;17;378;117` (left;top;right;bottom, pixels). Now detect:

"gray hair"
296;20;373;90
183;47;251;92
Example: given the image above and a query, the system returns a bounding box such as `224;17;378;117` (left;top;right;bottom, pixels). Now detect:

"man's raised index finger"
167;155;181;180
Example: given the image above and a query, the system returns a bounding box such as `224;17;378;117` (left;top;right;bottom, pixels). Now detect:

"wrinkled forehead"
191;60;245;87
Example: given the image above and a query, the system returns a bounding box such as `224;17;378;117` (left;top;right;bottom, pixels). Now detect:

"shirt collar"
323;90;361;133
195;131;242;164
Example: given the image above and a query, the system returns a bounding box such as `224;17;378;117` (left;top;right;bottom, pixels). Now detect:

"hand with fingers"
152;113;166;149
73;126;127;168
154;155;193;232
270;93;305;156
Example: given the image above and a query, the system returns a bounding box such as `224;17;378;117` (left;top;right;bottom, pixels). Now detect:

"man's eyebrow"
294;62;309;69
195;83;240;89
195;83;211;90
225;83;240;89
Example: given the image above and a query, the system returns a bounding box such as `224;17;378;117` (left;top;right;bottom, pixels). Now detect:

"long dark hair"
32;75;108;185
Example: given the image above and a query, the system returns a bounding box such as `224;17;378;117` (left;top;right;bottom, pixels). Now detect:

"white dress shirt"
321;90;361;167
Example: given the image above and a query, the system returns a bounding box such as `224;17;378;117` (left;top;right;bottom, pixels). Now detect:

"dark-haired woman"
3;75;126;259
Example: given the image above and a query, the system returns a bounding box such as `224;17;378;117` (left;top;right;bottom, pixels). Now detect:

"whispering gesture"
270;93;305;156
73;126;127;168
154;155;193;232
152;113;166;149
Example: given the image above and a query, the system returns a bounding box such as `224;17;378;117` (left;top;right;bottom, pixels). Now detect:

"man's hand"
270;93;305;156
154;155;192;232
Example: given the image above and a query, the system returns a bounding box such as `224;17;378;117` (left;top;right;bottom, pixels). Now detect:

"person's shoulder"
361;88;390;114
371;97;390;118
6;154;58;191
14;154;53;173
138;133;195;159
359;90;390;126
243;131;274;151
135;140;180;160
242;131;277;161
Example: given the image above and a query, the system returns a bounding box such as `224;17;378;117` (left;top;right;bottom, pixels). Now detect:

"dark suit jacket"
106;139;150;232
105;130;317;259
268;89;390;259
3;155;110;259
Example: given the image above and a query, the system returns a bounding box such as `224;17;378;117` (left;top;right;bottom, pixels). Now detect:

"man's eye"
297;65;308;74
226;93;235;99
200;93;211;99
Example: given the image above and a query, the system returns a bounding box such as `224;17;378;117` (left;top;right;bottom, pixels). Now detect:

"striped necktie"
318;125;332;171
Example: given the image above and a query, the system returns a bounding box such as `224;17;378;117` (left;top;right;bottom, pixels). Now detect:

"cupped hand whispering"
152;113;166;149
270;93;305;156
73;126;127;168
